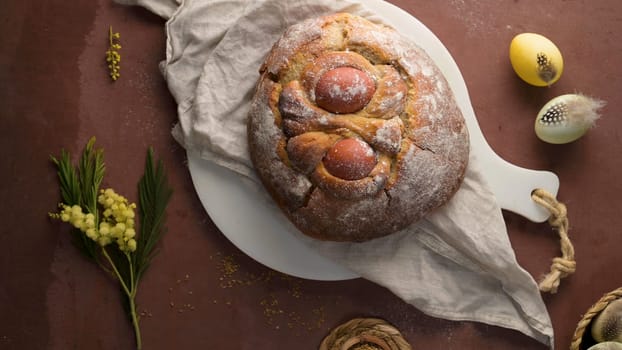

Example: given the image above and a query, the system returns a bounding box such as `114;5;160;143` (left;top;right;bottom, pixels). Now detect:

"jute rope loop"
319;318;412;350
531;188;576;294
569;287;622;350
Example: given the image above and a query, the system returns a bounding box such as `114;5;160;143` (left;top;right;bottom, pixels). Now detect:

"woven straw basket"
319;318;412;350
570;287;622;350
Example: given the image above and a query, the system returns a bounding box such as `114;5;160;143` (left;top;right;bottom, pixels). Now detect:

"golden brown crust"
248;13;469;242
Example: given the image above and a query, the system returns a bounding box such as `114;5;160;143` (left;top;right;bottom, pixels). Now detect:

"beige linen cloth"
116;0;554;347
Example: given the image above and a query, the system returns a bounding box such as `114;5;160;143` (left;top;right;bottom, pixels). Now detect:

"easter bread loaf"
247;13;469;242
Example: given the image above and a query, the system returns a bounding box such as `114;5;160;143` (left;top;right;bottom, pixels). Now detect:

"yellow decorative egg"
509;33;564;86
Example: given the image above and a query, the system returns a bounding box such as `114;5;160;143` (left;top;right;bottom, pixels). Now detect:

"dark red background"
2;0;621;349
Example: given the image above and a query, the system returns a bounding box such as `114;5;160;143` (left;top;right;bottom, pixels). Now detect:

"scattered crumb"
214;254;328;333
163;252;332;332
167;272;196;314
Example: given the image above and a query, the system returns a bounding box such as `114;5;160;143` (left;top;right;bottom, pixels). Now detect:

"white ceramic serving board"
187;0;559;281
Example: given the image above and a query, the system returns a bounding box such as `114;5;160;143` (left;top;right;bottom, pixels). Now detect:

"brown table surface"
2;0;622;349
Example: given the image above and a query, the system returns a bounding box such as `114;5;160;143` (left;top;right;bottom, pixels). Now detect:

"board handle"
464;106;560;223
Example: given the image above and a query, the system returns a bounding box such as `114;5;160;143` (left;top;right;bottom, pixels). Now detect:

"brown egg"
323;138;377;180
315;67;375;114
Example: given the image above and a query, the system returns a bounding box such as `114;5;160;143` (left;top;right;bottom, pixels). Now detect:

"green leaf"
134;148;172;281
50;137;105;262
50;150;81;205
78;137;105;216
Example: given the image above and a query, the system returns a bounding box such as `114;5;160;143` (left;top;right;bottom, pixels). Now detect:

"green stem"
96;259;114;277
101;248;142;350
102;248;131;296
125;252;142;350
126;252;136;295
127;289;142;350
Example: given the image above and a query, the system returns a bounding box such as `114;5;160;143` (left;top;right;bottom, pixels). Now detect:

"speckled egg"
587;341;622;350
535;94;605;144
592;299;622;343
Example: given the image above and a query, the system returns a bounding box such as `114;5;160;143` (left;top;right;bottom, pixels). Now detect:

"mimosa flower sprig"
49;137;172;349
106;26;121;81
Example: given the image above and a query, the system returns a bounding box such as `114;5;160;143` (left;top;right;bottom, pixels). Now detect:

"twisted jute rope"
319;318;412;350
531;188;576;294
569;287;622;350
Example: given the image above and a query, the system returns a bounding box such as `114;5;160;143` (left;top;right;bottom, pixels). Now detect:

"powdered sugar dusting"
327;73;368;102
372;116;402;155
